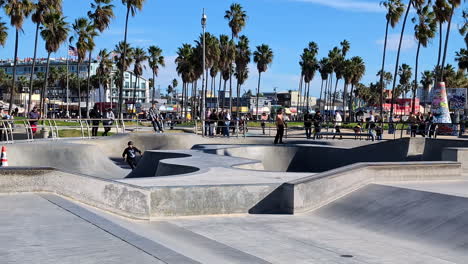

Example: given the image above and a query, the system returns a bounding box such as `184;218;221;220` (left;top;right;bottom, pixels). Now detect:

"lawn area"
58;129;114;138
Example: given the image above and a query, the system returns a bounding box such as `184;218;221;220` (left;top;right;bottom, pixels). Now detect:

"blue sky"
0;0;466;96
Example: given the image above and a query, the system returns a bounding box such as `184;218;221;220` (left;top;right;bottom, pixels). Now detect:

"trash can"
41;127;50;139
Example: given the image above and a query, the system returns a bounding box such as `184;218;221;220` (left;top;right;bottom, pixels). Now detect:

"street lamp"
201;9;207;136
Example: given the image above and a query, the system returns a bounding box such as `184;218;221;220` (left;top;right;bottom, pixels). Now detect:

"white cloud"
292;0;384;13
376;34;416;52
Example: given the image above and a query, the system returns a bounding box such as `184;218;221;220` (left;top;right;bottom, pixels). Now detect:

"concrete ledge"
283;161;462;214
150;184;280;217
442;147;468;171
0;168;152;220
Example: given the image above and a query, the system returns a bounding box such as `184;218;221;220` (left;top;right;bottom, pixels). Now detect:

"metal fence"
0;118;464;144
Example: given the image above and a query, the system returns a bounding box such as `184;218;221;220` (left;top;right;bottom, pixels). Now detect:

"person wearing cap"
102;108;115;136
28;106;40;136
122;141;142;170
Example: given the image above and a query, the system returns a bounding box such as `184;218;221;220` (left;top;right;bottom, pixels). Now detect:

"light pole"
201;9;207;136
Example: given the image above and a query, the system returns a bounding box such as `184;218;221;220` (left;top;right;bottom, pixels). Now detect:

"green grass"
58;129;114;138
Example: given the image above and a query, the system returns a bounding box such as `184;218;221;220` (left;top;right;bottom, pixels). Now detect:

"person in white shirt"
333;111;343;140
103;108;115;136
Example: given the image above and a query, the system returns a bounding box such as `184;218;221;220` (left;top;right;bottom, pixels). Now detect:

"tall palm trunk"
436;21;443;82
42;52;52;117
318;79;324;112
28;23;40;113
77;62;82;118
390;0;412;119
332;78;339;110
210;75;215;109
205;69;209;112
98;77;102;112
236;80;241;115
380;19;390;119
118;6;131;118
343;83;348;118
328;74;333;118
151;72;155;103
222;79;227;110
132;75;138;114
349;83;355;121
306;82;311;111
86;51;92;118
440;4;455;81
322;78;328;113
8;30;19;115
229;69;233;114
180;82;185;118
412;41;421;113
255;72;262;118
297;75;303;118
217;74;222;109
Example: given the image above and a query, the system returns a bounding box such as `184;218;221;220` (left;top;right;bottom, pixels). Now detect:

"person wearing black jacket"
122;141;142;169
313;111;323;139
89;105;102;137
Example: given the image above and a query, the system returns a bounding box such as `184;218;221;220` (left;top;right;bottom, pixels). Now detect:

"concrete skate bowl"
211;138;420;173
312;184;468;261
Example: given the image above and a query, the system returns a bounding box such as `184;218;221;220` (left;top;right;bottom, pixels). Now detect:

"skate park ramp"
211;138;423;172
312;183;468;261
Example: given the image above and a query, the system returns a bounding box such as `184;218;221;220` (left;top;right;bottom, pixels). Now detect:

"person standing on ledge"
274;109;285;144
148;103;163;133
122;141;142;170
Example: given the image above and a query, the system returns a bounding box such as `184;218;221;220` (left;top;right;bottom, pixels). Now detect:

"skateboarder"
122;141;142;170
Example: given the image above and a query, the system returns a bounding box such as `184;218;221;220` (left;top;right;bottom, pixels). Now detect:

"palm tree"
342;59;353;114
253;44;273;118
72;17;96;118
460;10;467;47
412;4;437;113
349;56;366;119
389;0;421;119
301;48;318;112
87;0;114;114
440;0;462;81
235;35;251;114
166;84;173;104
0;18;7;47
148;46;165;104
4;0;34;114
326;47;341;114
113;41;134;107
433;0;451;75
455;48;468;71
172;78;178;106
132;47;147;111
225;3;247;113
218;35;235;110
175;44;194;119
40;12;69;116
28;0;62;113
96;48;112;111
379;0;405;118
318;58;330;112
398;64;412;102
224;3;247;40
119;0;146;117
420;70;434;113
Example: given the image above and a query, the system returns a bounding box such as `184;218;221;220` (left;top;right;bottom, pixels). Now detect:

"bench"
315;132;374;140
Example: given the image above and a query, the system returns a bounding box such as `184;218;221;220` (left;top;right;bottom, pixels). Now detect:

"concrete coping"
288;161;462;185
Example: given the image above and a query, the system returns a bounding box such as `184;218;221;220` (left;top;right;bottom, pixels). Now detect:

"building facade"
0;58;150;108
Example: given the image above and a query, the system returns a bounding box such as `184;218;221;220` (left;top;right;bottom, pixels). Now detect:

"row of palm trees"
173;3;274;120
0;0;154;118
297;40;366;119
380;0;465;119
